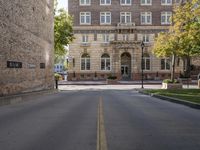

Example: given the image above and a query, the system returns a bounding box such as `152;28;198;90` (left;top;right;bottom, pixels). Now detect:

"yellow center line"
97;96;108;150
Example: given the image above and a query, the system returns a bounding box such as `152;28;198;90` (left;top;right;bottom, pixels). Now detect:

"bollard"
198;79;200;89
55;79;58;89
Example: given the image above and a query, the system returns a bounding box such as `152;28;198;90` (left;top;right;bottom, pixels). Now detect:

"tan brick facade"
68;0;184;81
0;0;54;96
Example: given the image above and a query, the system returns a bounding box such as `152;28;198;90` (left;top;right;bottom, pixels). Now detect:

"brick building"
68;0;184;81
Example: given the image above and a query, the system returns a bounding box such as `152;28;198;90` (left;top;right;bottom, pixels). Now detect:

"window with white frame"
80;12;91;24
82;35;89;43
102;34;110;43
142;53;150;70
141;0;152;5
122;34;129;41
100;0;111;5
81;53;90;70
174;0;181;3
80;0;91;5
101;54;110;70
161;12;172;25
161;0;172;5
141;12;152;25
161;58;170;70
100;12;111;24
121;0;131;5
120;12;131;23
142;34;150;43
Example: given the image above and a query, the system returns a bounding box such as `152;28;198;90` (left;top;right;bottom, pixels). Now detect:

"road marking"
97;97;108;150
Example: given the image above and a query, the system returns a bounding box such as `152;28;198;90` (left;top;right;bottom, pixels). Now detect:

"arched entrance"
121;52;131;80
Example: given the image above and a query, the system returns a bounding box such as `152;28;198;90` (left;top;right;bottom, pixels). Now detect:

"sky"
57;0;68;10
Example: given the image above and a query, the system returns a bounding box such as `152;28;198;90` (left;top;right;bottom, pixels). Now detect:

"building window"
101;54;110;70
161;58;170;70
141;0;152;5
120;0;131;5
102;34;110;43
141;12;152;25
122;34;129;41
82;35;89;43
142;34;150;43
80;0;91;5
142;53;150;70
100;0;111;5
161;0;172;5
80;12;91;24
81;53;90;70
161;12;172;25
100;12;111;24
120;12;131;23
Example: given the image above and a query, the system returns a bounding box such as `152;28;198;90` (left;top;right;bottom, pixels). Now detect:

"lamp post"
141;41;145;89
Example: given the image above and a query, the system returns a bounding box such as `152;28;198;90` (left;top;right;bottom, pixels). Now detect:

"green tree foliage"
54;2;74;58
173;0;200;57
153;0;200;80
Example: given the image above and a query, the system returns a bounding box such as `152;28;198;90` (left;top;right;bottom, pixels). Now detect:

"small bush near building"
107;75;117;80
54;73;62;81
163;79;179;83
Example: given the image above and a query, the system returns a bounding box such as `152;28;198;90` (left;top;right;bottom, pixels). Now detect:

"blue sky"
57;0;68;9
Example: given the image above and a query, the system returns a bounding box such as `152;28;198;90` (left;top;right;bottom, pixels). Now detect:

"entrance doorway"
121;52;131;80
121;65;129;77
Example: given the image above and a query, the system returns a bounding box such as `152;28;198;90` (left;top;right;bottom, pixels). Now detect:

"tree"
153;32;181;82
54;5;74;59
153;0;200;81
173;0;200;77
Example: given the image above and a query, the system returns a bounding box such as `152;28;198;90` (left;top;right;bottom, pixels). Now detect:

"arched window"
142;53;150;70
101;53;110;70
81;53;90;70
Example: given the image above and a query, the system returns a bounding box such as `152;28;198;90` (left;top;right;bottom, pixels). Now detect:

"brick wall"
0;0;54;96
69;0;173;26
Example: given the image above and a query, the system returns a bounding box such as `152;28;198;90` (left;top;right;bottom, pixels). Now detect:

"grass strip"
144;89;200;104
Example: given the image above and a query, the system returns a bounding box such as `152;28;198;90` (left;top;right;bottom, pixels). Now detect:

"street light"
141;41;145;89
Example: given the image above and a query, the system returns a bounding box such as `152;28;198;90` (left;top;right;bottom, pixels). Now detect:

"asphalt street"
0;88;200;150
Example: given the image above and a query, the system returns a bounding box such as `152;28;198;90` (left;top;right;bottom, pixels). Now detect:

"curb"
0;89;58;106
137;90;200;110
59;83;107;85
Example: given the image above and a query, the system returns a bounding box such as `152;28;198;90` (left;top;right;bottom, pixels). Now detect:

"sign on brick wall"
7;61;22;68
40;63;45;69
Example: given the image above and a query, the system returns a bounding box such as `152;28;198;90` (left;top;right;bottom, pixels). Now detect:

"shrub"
94;72;97;78
107;75;117;80
163;79;179;83
54;73;62;80
73;71;76;78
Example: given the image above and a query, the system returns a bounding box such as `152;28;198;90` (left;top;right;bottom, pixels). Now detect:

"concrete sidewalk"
59;80;107;85
58;80;198;85
58;84;198;91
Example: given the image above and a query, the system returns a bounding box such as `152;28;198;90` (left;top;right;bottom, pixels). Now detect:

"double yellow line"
97;97;108;150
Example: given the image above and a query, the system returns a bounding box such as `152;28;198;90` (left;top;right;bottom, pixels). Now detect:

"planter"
162;82;183;89
106;79;118;84
198;79;200;89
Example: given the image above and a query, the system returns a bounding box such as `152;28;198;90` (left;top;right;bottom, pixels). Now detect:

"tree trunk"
186;56;191;78
171;54;176;82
